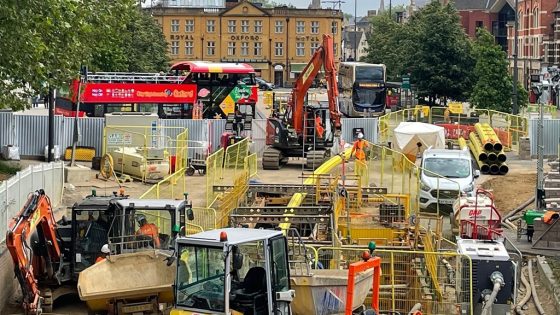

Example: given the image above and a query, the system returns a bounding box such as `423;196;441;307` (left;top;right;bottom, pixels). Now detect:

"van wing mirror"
474;169;480;178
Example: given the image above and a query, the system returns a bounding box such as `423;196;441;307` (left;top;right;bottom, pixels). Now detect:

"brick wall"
459;10;496;38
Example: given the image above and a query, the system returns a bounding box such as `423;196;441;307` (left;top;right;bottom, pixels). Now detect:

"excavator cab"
70;195;125;275
172;228;294;315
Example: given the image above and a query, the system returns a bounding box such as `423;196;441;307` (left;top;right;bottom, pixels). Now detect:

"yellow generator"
109;147;170;182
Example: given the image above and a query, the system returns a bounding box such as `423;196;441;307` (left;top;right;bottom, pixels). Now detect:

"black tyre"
186;167;195;176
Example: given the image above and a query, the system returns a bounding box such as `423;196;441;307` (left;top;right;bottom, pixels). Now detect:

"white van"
418;148;480;212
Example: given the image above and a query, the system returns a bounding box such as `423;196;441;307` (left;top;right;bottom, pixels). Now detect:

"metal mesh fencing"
222;138;249;184
315;247;473;315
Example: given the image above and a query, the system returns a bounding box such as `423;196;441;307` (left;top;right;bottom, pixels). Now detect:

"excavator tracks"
305;150;329;170
262;147;286;170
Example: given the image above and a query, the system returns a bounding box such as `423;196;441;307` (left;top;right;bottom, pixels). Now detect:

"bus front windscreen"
355;66;384;81
353;87;384;106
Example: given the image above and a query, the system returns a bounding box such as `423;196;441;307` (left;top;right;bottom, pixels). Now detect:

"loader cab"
108;199;193;253
172;228;293;315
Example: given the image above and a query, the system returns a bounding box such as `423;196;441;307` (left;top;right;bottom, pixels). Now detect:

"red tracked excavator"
262;34;342;170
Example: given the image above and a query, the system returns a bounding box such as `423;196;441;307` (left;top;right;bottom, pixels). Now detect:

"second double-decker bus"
338;62;387;117
55;61;258;119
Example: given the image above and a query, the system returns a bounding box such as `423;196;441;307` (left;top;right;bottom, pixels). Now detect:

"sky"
272;0;411;16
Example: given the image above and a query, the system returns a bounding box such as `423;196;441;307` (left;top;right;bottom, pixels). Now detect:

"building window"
241;20;249;33
171;41;179;55
275;42;283;56
241;42;249;56
310;42;320;56
254;20;263;33
207;41;215;56
228;20;236;33
228;42;236;56
296;42;305;56
296;21;305;33
254;42;262;56
334;43;338;56
185;19;194;32
475;21;483;28
311;21;320;34
332;21;338;34
207;20;215;33
275;20;284;33
185;41;193;55
171;19;179;33
533;8;539;28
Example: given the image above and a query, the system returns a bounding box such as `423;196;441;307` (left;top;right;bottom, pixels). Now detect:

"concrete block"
64;165;92;183
536;256;560;314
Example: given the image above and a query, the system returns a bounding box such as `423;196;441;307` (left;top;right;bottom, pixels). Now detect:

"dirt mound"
481;173;536;214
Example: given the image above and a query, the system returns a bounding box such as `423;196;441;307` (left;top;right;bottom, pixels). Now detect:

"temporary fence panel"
0;162;65;243
206;148;224;207
0;112;15;149
314;247;474;315
341;118;379;145
529;119;560;156
223;138;250;184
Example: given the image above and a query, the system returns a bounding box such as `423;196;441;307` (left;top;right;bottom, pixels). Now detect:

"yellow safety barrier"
206;148;224;207
314;247;474;315
244;153;258;178
191;207;217;231
379;108;528;153
216;171;249;227
138;167;186;200
103;125;189;183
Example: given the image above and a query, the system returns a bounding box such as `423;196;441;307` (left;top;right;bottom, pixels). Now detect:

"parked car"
418;148;479;213
243;77;274;91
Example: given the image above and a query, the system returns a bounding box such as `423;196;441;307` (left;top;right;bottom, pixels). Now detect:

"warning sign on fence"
107;132;132;145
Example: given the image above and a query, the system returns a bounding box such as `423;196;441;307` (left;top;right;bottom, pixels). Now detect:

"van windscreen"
423;158;470;178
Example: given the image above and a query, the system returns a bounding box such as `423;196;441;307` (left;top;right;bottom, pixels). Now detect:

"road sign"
402;76;411;90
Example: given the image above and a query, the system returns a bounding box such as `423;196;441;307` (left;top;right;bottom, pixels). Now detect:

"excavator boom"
6;189;61;314
288;33;341;135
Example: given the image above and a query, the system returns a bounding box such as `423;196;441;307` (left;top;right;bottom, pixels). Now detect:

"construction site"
2;37;560;315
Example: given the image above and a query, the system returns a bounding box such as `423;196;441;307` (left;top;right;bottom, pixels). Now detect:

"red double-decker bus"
56;61;258;119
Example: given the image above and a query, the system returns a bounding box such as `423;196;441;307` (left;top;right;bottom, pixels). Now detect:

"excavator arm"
288;33;341;135
6;189;61;314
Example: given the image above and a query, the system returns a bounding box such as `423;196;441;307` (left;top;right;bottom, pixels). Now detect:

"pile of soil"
481;173;537;214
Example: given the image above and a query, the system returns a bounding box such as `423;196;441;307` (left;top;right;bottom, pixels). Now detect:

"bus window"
356;66;384;81
137;104;158;114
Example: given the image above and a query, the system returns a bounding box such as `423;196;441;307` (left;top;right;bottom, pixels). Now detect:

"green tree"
407;2;474;103
87;3;169;72
0;0;169;111
470;28;514;112
363;14;412;81
0;0;93;110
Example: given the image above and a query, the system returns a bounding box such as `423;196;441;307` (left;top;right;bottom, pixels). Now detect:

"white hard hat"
136;214;146;223
357;133;364;139
101;244;110;254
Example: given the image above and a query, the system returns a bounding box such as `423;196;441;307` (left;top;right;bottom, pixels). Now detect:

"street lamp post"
354;0;357;61
512;0;519;114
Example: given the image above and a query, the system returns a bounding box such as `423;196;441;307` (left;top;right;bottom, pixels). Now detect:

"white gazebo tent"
393;122;445;162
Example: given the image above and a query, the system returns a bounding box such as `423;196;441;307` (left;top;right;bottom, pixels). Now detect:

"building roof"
343;31;364;49
454;0;496;11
